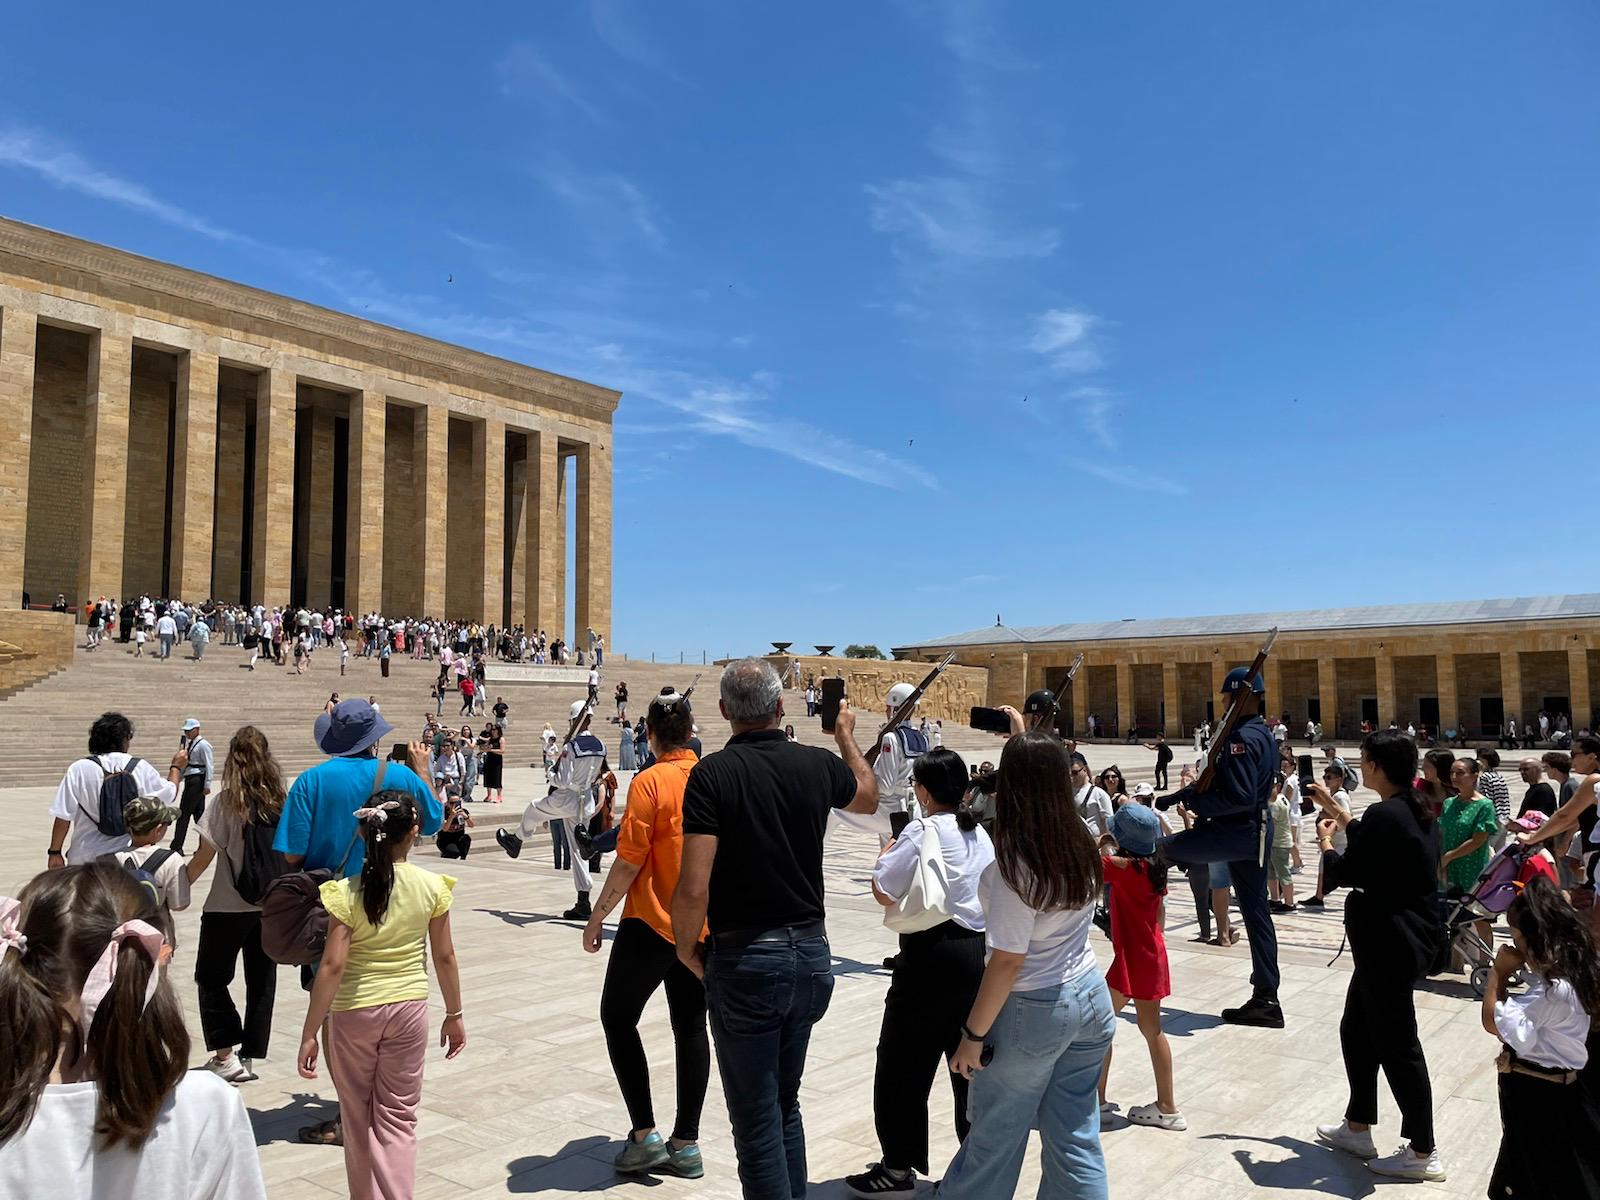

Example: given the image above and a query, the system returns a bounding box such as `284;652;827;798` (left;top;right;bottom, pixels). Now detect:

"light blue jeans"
937;970;1114;1200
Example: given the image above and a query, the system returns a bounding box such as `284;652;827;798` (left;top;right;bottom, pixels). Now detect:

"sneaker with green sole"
613;1131;669;1174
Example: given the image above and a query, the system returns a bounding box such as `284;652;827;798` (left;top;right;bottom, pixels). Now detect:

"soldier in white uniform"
831;682;929;845
497;700;607;919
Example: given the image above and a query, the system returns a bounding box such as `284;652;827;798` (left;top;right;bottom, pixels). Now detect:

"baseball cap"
1023;689;1059;715
123;794;180;834
181;718;201;732
1133;782;1155;799
1070;751;1089;770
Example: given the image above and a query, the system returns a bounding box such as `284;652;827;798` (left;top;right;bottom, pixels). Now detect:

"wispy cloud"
0;125;248;244
1075;389;1116;451
867;178;1059;262
534;161;665;251
494;42;608;124
1029;308;1105;374
1078;460;1188;496
589;1;684;81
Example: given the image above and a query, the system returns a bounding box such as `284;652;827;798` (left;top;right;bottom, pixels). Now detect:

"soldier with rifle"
498;697;609;919
832;655;954;847
1156;634;1283;1028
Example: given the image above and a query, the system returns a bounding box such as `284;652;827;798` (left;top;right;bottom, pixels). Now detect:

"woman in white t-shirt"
940;731;1114;1200
846;749;996;1197
0;862;265;1199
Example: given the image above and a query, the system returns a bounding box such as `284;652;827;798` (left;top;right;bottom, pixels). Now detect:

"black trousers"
600;917;710;1142
874;921;986;1174
1155;760;1170;789
171;774;206;853
552;821;571;869
1341;953;1433;1153
436;830;471;859
1186;864;1212;938
194;911;278;1059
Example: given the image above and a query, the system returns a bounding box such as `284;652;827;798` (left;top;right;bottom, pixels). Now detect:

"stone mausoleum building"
896;595;1600;741
0;216;616;643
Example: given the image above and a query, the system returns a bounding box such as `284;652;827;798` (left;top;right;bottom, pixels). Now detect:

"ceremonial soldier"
1156;667;1283;1028
498;699;607;919
830;682;929;844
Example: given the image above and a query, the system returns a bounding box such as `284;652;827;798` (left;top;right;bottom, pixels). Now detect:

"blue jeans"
1161;815;1279;997
938;971;1115;1200
705;931;834;1199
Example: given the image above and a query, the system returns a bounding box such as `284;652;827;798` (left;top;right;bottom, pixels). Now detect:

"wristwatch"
46;848;63;859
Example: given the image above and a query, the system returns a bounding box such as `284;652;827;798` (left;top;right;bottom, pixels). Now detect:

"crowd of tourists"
6;655;1600;1199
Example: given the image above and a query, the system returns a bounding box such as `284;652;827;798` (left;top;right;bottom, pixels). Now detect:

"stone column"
1501;650;1523;730
1436;652;1459;735
415;402;448;616
524;429;559;635
1115;660;1133;737
306;407;336;608
555;450;569;642
1264;658;1283;720
250;367;296;606
574;439;611;649
0;307;37;607
79;330;132;604
474;417;505;625
1162;661;1181;736
1375;651;1396;728
168;350;217;601
345;389;385;616
1569;646;1591;728
1317;656;1338;738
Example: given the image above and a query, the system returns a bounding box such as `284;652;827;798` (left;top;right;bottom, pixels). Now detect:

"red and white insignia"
1229;743;1246;755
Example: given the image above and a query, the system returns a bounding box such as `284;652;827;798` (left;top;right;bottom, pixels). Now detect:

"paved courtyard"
0;734;1511;1199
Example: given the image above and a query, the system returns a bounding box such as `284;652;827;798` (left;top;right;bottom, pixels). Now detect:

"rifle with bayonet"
865;652;958;766
1193;627;1278;793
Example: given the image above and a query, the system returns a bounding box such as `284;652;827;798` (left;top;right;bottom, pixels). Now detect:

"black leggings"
600;918;710;1142
874;921;986;1174
1341;954;1433;1153
1154;761;1169;790
1185;865;1212;938
194;911;277;1059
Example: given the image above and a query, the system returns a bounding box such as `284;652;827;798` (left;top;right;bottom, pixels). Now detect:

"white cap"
569;700;587;720
887;683;916;709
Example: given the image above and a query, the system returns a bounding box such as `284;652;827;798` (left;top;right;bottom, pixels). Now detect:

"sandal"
297;1119;343;1146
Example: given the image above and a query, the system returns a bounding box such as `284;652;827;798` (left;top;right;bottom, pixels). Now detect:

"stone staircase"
0;640;1005;789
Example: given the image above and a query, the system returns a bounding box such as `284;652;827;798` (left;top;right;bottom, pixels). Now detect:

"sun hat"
1110;803;1161;857
314;698;395;757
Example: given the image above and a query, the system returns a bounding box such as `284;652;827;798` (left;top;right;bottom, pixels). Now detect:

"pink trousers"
328;1000;429;1200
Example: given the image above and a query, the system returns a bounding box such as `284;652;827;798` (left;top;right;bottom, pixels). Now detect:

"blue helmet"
1220;666;1265;696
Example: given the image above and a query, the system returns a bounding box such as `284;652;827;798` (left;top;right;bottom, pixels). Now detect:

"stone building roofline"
896;593;1600;652
0;215;621;417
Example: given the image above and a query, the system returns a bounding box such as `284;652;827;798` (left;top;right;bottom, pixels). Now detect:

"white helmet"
569;700;588;720
887;683;916;710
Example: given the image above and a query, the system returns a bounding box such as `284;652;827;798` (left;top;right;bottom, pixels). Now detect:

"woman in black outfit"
845;749;995;1198
1306;729;1447;1183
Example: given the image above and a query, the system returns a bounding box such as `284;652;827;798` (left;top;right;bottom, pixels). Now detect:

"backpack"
259;761;387;965
103;847;176;911
79;756;143;838
230;812;292;906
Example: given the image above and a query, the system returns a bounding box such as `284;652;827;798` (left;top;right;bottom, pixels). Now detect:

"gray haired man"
672;658;879;1199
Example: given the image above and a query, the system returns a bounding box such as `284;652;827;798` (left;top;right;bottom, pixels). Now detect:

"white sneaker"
203;1055;249;1084
1315;1120;1378;1159
1126;1102;1187;1130
1368;1143;1446;1182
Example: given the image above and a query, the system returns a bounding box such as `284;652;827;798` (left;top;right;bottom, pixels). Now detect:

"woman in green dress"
1439;755;1498;962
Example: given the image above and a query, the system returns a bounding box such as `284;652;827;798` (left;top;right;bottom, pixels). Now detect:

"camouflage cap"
123;794;180;834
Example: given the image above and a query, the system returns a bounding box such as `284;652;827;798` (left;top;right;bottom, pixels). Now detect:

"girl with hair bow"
0;862;265;1197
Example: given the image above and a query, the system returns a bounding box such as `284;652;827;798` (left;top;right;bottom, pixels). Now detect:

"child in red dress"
1097;803;1184;1130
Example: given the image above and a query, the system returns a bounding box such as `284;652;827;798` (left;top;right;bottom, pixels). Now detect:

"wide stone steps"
0;641;1003;787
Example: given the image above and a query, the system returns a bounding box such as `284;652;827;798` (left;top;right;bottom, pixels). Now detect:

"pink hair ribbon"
0;897;25;959
78;919;165;1038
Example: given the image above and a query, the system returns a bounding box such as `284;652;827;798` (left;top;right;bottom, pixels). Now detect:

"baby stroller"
1444;836;1555;997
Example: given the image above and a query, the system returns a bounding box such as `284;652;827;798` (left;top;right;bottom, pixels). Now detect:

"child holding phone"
1096;804;1184;1130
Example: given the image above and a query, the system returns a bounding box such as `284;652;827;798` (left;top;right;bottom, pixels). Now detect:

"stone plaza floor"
0;746;1508;1198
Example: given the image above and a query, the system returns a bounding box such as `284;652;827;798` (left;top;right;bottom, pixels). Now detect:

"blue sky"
2;3;1596;658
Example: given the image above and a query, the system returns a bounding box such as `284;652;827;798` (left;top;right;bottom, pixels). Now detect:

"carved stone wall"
766;654;989;723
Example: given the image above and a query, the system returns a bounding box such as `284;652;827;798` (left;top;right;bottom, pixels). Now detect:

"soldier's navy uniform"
1158;670;1282;1018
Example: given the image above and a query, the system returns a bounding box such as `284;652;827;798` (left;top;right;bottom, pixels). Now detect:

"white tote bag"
884;823;954;934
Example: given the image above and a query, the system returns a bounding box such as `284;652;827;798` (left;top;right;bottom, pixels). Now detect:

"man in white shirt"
1069;752;1113;839
48;712;185;867
155;611;178;660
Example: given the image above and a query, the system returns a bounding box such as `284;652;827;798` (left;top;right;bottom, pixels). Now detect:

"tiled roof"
895;594;1600;651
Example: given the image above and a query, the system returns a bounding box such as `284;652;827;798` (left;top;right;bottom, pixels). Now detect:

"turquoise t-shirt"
274;756;441;875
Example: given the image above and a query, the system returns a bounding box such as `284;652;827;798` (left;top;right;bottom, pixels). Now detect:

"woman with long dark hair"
1307;729;1446;1182
846;749;995;1197
184;726;286;1084
938;731;1112;1199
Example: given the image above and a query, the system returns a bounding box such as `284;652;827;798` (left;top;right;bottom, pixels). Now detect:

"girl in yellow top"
297;791;464;1200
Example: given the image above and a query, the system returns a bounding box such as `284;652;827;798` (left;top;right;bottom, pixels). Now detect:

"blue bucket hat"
1110;803;1160;857
314;698;395;757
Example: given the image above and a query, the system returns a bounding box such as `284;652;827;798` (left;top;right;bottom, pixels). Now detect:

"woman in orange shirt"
581;688;708;1180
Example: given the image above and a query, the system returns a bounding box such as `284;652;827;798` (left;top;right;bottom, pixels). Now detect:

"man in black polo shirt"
672;658;879;1199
